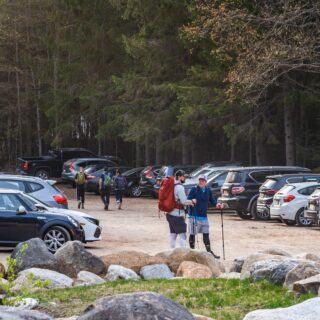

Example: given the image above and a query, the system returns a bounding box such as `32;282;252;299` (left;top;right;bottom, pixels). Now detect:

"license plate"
223;190;229;196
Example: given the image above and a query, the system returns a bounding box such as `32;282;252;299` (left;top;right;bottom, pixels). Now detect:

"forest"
0;0;319;168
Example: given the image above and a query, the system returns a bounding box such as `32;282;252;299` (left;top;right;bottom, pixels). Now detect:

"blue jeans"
115;190;123;203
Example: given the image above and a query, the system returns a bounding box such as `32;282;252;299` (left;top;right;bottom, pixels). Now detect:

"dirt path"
1;185;320;270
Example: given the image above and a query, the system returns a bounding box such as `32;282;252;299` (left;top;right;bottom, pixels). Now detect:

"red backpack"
158;177;183;213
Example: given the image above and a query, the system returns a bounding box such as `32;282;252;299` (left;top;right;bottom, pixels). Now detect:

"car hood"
44;207;93;219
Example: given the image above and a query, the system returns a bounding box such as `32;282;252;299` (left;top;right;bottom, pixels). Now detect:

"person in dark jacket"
113;169;127;210
75;166;87;209
99;167;112;211
187;174;220;259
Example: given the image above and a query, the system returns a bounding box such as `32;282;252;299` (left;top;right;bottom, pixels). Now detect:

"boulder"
193;315;214;320
284;261;320;289
0;262;5;276
250;259;299;285
77;292;195;320
55;241;106;278
100;251;166;273
74;271;105;287
258;248;292;257
218;272;241;280
176;261;213;279
229;257;245;273
105;265;140;281
241;253;288;279
12;268;73;292
293;274;320;295
243;297;320;320
13;298;39;310
140;264;173;280
294;253;320;262
156;248;225;276
0;306;53;319
10;238;59;273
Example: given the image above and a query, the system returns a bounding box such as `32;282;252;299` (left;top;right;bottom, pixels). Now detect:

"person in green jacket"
75;166;87;209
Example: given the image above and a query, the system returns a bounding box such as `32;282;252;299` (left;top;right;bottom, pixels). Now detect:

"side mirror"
211;182;219;188
35;204;46;211
17;206;27;215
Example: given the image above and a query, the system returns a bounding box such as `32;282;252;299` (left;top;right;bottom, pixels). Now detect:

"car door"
0;193;38;243
210;172;228;198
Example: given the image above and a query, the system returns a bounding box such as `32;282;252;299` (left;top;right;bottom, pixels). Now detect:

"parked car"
270;182;320;226
61;158;117;186
217;166;311;220
0;174;68;208
257;173;320;220
189;162;242;178
152;165;199;197
16;148;97;179
23;193;101;243
122;167;145;197
85;166;133;194
304;187;320;225
0;189;84;252
139;165;162;198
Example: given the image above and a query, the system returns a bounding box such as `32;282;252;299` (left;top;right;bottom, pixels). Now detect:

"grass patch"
31;278;315;319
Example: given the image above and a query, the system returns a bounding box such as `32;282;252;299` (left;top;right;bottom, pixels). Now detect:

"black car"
0;190;84;252
217;166;311;220
139;165;162;198
16;148;97;179
257;173;320;220
85;166;133;195
122;167;145;197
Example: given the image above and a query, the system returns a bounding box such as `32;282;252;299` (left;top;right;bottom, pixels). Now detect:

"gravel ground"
1;184;320;269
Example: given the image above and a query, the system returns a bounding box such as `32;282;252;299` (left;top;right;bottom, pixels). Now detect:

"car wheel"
35;169;50;180
237;211;252;220
130;185;142;197
43;226;71;253
283;219;296;226
295;208;312;227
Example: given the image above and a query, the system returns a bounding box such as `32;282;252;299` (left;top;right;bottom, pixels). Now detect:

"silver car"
0;175;68;208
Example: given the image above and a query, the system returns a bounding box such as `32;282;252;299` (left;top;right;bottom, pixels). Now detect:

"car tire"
43;226;71;253
237;211;252;220
253;206;270;220
283;219;296;226
35;169;50;180
130;185;142;197
295;208;312;227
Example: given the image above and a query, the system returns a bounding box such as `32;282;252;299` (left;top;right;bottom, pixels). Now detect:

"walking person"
113;169;127;210
165;170;195;249
187;174;220;259
99;167;112;210
75;166;87;209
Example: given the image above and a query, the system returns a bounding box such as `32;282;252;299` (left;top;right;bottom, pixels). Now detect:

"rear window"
262;179;278;189
278;185;295;194
27;182;44;192
250;171;271;183
225;171;243;183
158;167;168;178
298;185;319;196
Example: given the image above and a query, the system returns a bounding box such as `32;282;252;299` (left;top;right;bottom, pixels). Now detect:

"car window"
278;185;295;195
249;171;271;183
0;194;24;211
26;182;44;192
214;172;228;186
225;171;243;183
0;180;26;192
262;179;278;189
298;185;319;196
286;177;304;183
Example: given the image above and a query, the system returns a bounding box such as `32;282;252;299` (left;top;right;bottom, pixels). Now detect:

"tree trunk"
144;134;150;165
230;142;235;162
155;132;162;165
135;141;141;167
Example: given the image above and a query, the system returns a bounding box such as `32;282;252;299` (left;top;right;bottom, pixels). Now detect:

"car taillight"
87;175;95;180
231;186;245;195
23;162;29;171
69;163;75;171
283;195;295;203
145;168;153;179
265;189;278;196
53;195;68;205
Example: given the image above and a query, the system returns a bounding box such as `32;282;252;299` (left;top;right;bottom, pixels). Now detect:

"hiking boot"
118;202;121;210
78;201;81;209
104;204;109;211
81;203;84;209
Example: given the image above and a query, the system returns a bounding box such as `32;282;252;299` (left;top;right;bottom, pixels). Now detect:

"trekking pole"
220;207;226;260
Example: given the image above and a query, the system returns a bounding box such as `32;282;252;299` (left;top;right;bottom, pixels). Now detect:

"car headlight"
83;217;99;226
67;215;80;228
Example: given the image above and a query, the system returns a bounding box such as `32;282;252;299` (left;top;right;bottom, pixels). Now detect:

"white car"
23;193;102;242
270;182;320;226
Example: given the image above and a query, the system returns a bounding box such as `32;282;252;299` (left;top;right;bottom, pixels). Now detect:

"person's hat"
198;174;207;181
175;170;186;178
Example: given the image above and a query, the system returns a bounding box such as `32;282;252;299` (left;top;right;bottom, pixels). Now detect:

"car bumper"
270;204;296;221
217;196;248;212
71;228;85;242
304;210;318;224
82;223;102;242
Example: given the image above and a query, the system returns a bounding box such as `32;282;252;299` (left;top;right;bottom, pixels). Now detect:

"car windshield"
189;166;206;178
207;170;225;180
19;194;48;211
225;171;243;183
262;179;277;189
123;168;140;176
278;185;295;195
189;169;211;179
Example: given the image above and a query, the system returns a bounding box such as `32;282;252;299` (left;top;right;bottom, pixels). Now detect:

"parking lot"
1;185;320;269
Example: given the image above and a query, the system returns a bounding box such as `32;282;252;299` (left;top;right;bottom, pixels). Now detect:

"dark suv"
218;166;310;219
257;173;320;220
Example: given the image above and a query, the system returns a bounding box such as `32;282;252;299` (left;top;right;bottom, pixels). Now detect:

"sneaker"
118;202;121;210
82;203;84;209
78;201;81;209
104;204;109;211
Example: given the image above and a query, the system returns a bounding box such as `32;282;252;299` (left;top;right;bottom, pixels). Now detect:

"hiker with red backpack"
158;170;195;249
99;167;112;211
113;169;127;210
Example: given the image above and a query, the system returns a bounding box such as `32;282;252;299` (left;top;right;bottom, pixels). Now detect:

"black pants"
189;233;210;250
100;187;110;205
115;190;123;203
76;185;85;203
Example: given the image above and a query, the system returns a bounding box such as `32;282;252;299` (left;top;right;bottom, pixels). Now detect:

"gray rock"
13;298;39;310
140;264;173;280
284;261;320;289
0;306;53;319
12;268;73;292
230;257;245;273
10;238;59;273
293;274;320;295
105;265;140;281
55;241;106;278
258;248;292;257
243;297;320;320
77;291;195;320
218;272;241;280
250;259;299;285
294;253;320;262
75;271;105;287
